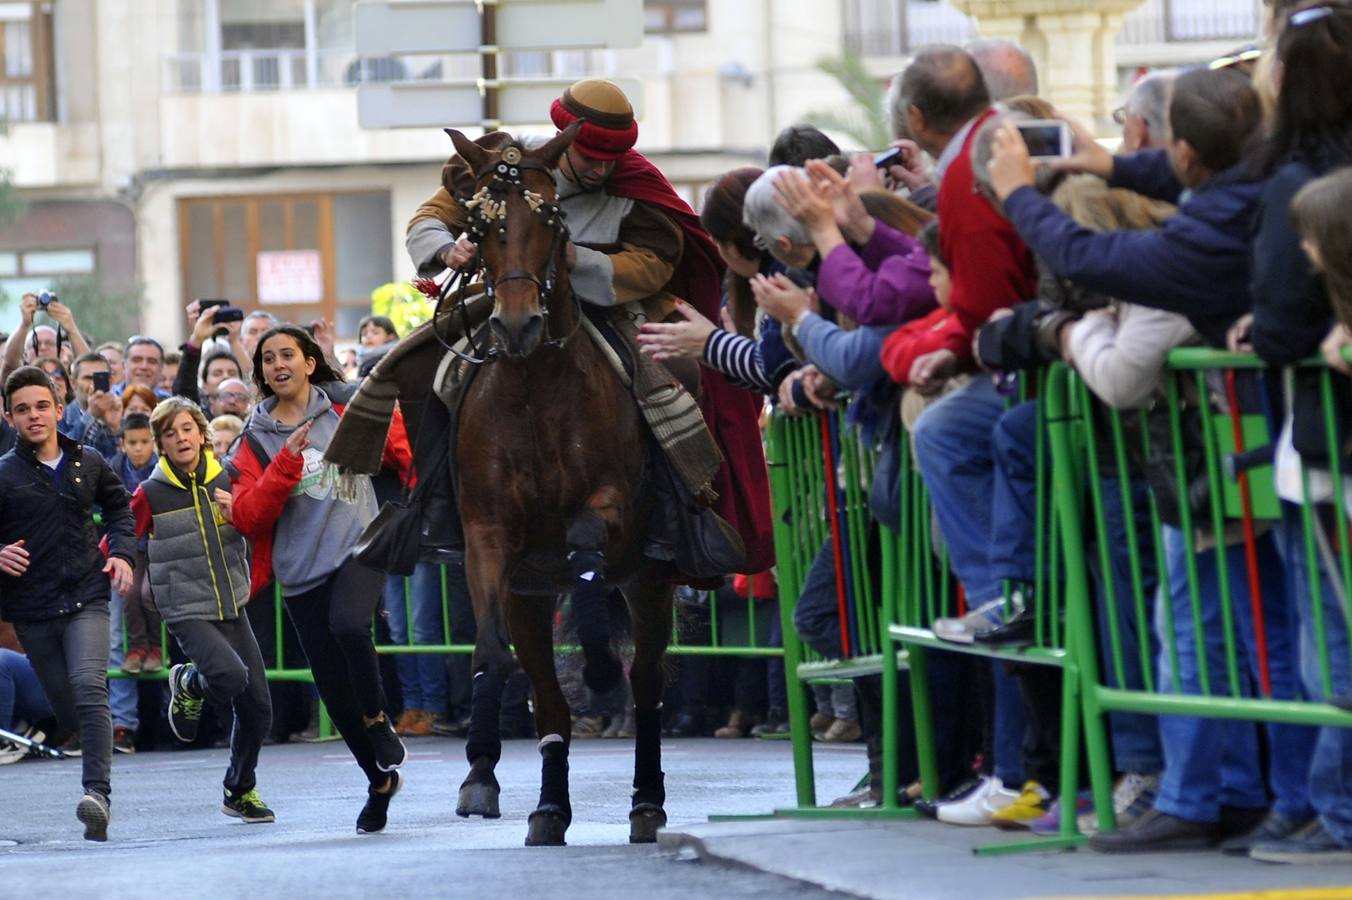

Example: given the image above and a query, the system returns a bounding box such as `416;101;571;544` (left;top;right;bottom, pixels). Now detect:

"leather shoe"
1218;805;1270;840
1220;809;1313;856
1088;808;1220;853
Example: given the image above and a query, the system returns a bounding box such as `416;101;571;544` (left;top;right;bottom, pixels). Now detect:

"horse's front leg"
506;594;573;846
566;486;627;695
456;521;513;820
625;572;674;843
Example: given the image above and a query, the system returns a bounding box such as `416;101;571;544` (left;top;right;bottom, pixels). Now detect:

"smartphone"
92;371;111;393
1016;120;1072;161
873;147;904;169
213;306;245;324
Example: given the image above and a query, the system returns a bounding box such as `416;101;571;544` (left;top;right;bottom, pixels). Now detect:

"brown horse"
434;123;673;846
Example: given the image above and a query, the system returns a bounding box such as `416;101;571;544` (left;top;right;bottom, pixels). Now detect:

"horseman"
401;79;775;575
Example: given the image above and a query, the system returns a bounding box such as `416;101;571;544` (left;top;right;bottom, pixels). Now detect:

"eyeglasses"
1290;6;1334;27
212;391;250;404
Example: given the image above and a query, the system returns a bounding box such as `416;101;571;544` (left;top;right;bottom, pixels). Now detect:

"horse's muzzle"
490;310;545;358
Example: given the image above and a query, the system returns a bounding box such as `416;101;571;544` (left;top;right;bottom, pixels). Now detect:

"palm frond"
804;51;891;150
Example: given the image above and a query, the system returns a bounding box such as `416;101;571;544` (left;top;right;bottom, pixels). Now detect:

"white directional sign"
357;77;644;129
354;0;643;54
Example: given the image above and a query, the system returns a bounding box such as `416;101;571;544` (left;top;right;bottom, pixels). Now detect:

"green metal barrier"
1046;350;1352;841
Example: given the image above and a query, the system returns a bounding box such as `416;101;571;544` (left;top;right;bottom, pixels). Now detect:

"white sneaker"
0;727;44;766
937;775;1020;826
932;598;1009;645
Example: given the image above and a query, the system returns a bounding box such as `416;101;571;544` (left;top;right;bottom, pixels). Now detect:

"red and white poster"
257;250;323;304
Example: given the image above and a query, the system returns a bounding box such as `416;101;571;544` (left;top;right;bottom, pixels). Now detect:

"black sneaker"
77;791;110;842
168;663;204;743
223;787;276;824
366;716;408;772
356;770;402;834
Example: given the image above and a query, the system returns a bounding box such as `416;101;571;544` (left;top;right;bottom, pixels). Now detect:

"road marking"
1054;889;1352;900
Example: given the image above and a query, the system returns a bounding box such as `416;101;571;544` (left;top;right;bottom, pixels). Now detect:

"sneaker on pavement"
142;646;164;673
223;787;276;824
1250;820;1352;864
59;735;82;757
916;775;984;820
1030;793;1092;836
168;663;204;743
366;715;408;772
112;725;136;755
932;597;1015;645
937;775;1020;826
1221;810;1316;856
356;770;402;834
991;781;1052;830
77;791;110;842
1079;771;1159;835
816;718;862;743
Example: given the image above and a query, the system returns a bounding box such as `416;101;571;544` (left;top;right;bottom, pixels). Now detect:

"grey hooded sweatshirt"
243;384;377;596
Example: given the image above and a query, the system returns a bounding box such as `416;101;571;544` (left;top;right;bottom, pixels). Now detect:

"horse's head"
444;122;582;358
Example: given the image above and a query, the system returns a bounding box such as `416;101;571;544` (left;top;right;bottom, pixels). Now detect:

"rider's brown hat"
549;79;638;160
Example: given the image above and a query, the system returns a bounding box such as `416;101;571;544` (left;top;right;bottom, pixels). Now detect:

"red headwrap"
549;97;638;160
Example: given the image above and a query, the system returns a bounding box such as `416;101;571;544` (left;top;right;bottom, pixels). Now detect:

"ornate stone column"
955;0;1146;126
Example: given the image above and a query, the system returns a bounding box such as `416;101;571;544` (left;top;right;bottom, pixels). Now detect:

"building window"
177;191;393;340
644;0;707;34
0;1;55;123
842;0;975;57
0;247;96;303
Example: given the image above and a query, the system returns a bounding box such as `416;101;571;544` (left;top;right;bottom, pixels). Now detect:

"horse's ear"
534;120;583;170
445;128;488;175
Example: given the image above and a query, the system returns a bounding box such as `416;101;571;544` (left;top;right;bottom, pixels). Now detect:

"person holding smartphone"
175;300;249;408
229;325;413;834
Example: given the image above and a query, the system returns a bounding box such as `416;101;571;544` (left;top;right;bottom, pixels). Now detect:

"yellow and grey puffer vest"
143;453;251;622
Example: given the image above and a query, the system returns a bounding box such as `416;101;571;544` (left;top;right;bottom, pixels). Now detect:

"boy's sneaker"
77;791;110;842
366;715;408;772
937;775;1020;826
991;781;1052;830
142;646;164;673
168;663;205;743
356;770;402;834
112;725;136;754
223;787;276;824
932;597;1015;645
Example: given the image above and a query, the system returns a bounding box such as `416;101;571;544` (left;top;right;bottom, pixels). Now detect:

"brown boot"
714;710;752;739
808;711;834;733
817;718;862;742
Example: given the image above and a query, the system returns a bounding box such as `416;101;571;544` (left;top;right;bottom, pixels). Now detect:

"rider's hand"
440;235;478;271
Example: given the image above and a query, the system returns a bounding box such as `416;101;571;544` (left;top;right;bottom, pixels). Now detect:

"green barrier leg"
907;645;939;801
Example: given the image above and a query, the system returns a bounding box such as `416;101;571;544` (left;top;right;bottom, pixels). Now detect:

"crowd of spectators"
1;0;1351;863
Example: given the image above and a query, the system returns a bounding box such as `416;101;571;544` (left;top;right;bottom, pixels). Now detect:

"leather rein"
435;144;583;365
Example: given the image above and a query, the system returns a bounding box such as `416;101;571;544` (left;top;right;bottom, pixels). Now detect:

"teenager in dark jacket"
130;396;274;825
988;67;1264;348
0;366;135;842
230;325;413;834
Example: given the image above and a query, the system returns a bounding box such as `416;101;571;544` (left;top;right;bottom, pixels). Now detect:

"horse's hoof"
525;805;570;846
629;803;667;844
456;781;502;819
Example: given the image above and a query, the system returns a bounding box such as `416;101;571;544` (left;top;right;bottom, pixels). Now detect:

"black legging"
284;556;388;786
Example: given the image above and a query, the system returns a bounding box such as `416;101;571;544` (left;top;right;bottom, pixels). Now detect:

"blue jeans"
383;562;450;715
107;586;139;731
1274;504;1352;845
992;660;1026;787
0;648;53;730
1154;526;1315;823
794;540;847;660
988;401;1040;586
1091;478;1165;775
913;377;1008;604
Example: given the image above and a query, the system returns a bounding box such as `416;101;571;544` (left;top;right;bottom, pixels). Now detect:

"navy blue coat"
1002;149;1263;347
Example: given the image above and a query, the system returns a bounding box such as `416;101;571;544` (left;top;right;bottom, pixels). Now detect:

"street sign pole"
481;1;499;128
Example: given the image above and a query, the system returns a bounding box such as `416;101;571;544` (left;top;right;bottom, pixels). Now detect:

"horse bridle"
437;143;583;364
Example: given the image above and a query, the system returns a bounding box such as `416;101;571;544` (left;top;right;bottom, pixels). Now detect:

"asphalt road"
0;735;865;899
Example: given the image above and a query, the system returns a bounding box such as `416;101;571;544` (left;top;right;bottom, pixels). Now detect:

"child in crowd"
1291;167;1352;335
132;397;274;824
210;413;244;461
110;413;162;674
